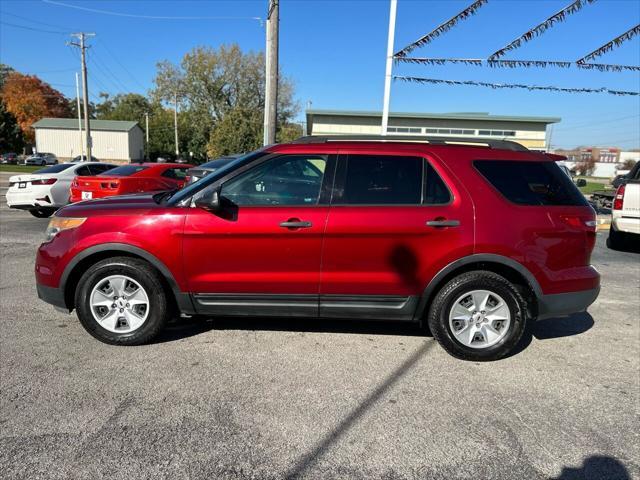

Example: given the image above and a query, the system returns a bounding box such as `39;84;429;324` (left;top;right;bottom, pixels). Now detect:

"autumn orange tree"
1;72;71;143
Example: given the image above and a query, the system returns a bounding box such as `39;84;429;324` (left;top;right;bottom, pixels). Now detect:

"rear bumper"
612;216;640;235
36;283;69;311
7;189;56;208
537;286;600;320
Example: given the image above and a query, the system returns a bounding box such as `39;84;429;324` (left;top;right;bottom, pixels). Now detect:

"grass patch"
577;179;607;195
0;165;42;174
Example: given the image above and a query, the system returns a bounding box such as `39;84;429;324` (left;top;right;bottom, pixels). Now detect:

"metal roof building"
306;110;560;150
32;118;144;163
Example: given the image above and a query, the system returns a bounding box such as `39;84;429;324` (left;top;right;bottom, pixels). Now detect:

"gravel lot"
1;173;638;480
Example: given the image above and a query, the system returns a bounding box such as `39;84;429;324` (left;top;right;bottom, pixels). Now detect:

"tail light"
31;178;57;185
71;178;78;187
613;184;626;210
560;215;597;232
100;181;120;189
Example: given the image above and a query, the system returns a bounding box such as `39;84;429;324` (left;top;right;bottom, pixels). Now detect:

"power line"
88;49;130;92
96;39;147;91
41;0;262;22
554;114;640;131
1;11;76;31
0;21;67;35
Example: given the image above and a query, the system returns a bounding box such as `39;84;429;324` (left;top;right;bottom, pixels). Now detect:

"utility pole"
381;0;397;136
173;92;179;158
145;112;149;160
69;32;95;160
263;0;279;146
75;72;84;158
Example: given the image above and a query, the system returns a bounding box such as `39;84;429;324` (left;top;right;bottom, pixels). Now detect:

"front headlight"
44;217;86;242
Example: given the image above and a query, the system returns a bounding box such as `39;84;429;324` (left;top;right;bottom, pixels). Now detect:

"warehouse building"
32;118;144;163
305;109;560;150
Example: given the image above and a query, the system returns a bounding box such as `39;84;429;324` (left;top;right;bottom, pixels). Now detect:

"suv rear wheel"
428;271;528;361
75;256;169;345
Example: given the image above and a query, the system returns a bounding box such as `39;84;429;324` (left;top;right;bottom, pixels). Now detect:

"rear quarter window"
474;160;588;206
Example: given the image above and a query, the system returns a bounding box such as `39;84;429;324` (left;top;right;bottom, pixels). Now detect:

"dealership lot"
0;175;638;480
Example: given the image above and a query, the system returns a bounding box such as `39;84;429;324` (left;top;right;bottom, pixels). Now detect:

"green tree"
0;101;24;152
96;93;150;126
207;107;262;157
152;44;299;159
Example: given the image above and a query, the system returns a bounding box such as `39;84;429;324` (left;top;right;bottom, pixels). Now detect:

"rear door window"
475;160;588;206
87;164;115;175
336;155;423;205
75;166;91;176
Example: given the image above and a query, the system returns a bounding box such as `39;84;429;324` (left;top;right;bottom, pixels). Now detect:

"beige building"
32;118;144;163
305;110;560;150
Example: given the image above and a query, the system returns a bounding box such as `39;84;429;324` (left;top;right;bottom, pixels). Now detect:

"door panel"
182;153;334;316
320;153;474;306
183;206;329;296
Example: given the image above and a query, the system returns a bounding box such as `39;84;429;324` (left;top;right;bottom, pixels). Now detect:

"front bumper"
36;283;69;312
537;286;600;320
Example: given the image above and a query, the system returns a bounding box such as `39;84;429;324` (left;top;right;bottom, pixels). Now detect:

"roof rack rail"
291;134;529;152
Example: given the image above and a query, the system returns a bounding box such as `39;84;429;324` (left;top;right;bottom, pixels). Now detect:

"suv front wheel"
428;271;529;361
75;256;169;345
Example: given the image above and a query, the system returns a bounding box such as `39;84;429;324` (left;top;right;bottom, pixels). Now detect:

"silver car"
25;153;57;166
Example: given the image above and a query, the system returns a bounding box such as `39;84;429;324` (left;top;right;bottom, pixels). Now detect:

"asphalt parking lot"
0;173;638;480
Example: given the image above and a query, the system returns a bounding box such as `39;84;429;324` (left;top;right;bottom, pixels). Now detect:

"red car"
36;136;599;360
69;163;192;203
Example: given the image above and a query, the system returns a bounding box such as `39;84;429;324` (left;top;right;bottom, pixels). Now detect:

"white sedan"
6;162;116;218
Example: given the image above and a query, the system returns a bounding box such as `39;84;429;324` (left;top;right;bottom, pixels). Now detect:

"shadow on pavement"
533;312;594;340
283;341;435;479
156;315;426;344
552;455;632;480
496;312;594;358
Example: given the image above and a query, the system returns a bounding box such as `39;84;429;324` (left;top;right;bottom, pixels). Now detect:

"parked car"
25;153;57;166
69;163;192;203
36;136;599;360
186;155;240;184
72;155;99;162
6;162;116;217
1;152;18;165
608;161;640;249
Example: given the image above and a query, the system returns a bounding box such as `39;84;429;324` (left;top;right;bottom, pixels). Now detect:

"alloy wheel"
89;275;150;333
448;289;511;349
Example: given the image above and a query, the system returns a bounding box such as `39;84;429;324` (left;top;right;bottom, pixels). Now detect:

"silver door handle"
279;221;313;229
426;219;460;227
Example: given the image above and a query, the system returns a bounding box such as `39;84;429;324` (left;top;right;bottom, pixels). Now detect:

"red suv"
35;137;600;360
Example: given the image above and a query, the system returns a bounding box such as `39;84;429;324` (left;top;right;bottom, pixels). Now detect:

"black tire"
427;271;529;361
75;256;170;345
606;226;625;250
29;208;54;218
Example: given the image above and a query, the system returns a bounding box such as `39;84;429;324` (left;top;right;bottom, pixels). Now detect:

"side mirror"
195;186;221;211
576;179;587;187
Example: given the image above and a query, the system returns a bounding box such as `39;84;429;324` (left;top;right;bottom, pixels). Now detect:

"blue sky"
1;0;639;149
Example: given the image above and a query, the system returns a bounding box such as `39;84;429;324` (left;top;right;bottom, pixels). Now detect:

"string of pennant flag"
392;0;640;96
393;76;640;96
396;57;640;73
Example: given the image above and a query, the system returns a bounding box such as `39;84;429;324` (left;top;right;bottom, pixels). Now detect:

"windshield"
34;164;74;174
168;149;267;205
101;165;148;176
